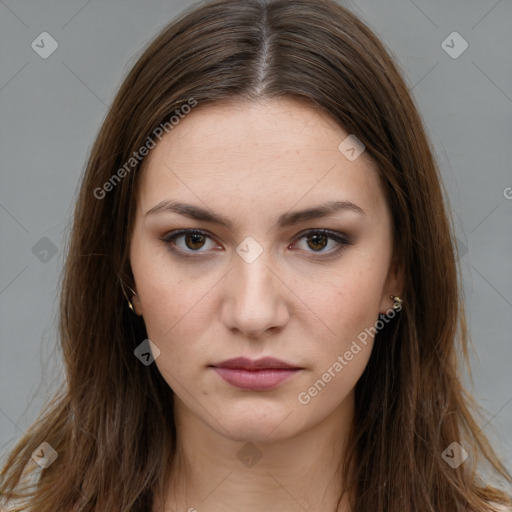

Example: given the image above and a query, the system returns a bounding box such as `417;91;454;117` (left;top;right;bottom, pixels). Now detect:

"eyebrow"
145;199;366;230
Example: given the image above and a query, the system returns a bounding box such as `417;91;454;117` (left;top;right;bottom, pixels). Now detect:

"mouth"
209;357;303;391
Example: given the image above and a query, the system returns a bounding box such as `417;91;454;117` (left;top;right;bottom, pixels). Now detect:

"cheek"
319;261;387;335
313;286;377;378
305;254;389;386
295;280;379;414
131;232;208;331
129;238;204;366
141;275;210;388
139;273;211;353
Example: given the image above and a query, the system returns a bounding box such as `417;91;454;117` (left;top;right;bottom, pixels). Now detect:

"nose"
221;248;289;339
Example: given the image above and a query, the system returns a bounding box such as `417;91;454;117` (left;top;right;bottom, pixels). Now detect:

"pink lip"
210;357;302;391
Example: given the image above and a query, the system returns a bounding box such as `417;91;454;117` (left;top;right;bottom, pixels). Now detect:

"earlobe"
379;259;404;314
131;294;143;316
121;278;143;316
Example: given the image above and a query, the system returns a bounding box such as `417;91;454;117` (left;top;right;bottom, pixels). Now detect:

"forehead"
136;97;385;219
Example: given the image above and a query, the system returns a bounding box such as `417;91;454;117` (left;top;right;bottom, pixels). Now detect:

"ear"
378;255;404;314
131;293;143;316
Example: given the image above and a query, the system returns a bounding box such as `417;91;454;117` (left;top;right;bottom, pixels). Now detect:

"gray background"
1;0;511;477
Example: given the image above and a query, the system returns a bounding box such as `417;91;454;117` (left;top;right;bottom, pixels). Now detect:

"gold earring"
120;280;137;312
390;295;403;310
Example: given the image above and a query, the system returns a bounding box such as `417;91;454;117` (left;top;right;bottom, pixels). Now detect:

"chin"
209;404;298;444
221;424;291;445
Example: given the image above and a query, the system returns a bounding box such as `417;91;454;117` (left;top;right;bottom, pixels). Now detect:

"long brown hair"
1;0;511;510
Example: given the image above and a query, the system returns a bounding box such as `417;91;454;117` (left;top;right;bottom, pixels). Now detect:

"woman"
1;0;511;511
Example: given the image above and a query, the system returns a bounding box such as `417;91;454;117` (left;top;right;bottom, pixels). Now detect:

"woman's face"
129;98;402;443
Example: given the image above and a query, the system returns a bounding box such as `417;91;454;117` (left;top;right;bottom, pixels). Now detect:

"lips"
209;357;302;391
211;356;301;370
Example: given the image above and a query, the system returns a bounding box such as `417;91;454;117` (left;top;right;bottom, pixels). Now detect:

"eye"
161;228;351;258
291;229;352;256
161;229;220;256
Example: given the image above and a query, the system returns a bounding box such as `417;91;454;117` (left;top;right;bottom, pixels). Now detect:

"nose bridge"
222;241;288;337
236;249;273;298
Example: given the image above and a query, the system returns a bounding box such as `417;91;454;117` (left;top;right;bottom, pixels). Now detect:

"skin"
128;97;403;512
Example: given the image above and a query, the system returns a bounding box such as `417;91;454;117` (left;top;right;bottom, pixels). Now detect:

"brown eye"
162;229;219;256
162;228;351;259
184;232;207;250
292;229;352;256
306;232;329;251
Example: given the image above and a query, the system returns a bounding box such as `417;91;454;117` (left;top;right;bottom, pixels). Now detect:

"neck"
154;391;356;512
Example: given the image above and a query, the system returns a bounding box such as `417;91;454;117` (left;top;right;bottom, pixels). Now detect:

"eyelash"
160;228;352;259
